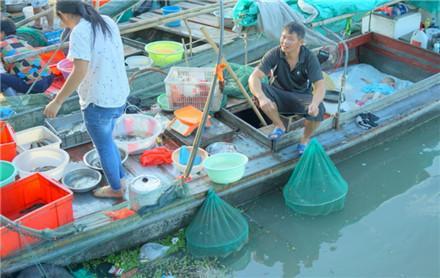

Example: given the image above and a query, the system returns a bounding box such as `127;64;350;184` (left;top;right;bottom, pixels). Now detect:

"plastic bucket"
203;152;248;184
145;41;184;67
0;160;17;187
162;6;182;27
56;58;73;80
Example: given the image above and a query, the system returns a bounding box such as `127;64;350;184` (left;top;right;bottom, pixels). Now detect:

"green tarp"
233;0;392;27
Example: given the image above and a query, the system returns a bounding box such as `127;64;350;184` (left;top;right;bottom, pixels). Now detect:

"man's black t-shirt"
258;45;323;94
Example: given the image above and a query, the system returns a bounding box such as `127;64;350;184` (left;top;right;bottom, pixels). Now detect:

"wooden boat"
1;31;439;274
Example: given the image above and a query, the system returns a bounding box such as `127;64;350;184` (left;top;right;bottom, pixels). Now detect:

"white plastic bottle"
410;29;429;49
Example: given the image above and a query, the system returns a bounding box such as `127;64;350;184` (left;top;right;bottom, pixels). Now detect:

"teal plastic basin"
203;153;248;184
0;160;17;187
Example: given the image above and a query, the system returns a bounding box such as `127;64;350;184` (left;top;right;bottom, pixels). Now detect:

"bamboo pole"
201;27;268;127
119;1;234;35
16;6;54;28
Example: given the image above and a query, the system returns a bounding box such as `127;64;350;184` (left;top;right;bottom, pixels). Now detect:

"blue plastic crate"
44;29;63;45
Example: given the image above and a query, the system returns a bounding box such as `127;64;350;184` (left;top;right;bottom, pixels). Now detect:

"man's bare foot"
93;186;123;198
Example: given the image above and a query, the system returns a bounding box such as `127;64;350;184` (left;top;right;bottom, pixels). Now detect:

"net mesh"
283;139;348;216
186;189;249;257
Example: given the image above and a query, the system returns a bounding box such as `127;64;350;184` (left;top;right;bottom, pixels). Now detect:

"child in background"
31;0;54;31
0;18;54;96
356;77;396;106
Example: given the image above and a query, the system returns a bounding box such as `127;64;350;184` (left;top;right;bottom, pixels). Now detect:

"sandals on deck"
93;186;123;199
268;127;285;140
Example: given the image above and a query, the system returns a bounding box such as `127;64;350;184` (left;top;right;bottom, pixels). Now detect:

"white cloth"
68;16;129;110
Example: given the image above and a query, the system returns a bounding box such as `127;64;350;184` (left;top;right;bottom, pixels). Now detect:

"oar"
200;27;268;127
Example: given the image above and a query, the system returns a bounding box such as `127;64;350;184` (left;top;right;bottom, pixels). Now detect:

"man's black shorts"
261;83;325;122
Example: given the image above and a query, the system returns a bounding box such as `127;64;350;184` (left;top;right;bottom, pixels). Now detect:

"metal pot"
129;175;163;211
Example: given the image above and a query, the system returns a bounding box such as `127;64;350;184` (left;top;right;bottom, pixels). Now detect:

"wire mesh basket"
164;67;222;112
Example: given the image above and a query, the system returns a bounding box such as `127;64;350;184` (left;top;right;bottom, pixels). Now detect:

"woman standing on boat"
44;0;129;198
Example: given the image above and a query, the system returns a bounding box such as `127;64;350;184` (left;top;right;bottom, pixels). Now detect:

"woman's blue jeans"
82;103;125;191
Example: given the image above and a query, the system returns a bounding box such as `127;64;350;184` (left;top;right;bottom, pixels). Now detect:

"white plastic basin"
12;148;70;180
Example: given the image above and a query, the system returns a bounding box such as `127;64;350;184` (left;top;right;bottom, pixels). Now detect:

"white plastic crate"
15;126;62;153
164;67;223;112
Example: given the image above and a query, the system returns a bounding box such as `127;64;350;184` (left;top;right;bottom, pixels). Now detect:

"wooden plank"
135;12;237;43
153;3;223;28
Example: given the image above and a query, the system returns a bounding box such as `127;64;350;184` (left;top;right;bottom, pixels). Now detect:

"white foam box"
362;12;421;39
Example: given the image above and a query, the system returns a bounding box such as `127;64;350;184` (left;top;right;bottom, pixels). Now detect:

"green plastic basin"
145;41;184;67
203;152;248;184
0;160;17;187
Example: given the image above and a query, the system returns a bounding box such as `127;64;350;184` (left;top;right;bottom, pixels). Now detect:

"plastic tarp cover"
233;0;391;27
407;1;440;12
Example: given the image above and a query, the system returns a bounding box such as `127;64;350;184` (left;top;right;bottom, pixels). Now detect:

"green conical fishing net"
283;138;348;216
186;189;249;257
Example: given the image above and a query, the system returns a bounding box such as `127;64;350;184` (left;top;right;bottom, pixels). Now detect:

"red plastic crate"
0;121;16;162
0;173;73;258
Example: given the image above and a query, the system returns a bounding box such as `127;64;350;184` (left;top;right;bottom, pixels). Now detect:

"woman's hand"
44;99;62;118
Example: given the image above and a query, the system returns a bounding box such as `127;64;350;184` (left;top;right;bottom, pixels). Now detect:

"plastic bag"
139;242;170;263
206;142;238;155
283;138;348;216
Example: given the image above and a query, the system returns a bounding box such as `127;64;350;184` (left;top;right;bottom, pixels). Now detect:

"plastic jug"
410;29;428;49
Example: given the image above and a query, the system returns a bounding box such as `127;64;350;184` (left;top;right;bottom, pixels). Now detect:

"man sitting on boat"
0;18;54;97
249;21;326;155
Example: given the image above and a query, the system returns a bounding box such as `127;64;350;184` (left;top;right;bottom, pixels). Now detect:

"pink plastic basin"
56;58;73;80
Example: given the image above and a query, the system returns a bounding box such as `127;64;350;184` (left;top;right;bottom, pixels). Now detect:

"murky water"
224;118;440;277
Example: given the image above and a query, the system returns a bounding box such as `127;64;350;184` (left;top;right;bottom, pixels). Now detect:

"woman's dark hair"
0;18;17;36
56;0;111;43
283;21;305;40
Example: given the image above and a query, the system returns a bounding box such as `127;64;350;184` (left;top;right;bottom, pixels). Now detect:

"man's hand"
308;102;319;117
44;99;62;118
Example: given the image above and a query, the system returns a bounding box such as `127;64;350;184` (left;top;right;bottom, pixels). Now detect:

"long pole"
181;0;225;186
16;7;54;28
201;27;268;127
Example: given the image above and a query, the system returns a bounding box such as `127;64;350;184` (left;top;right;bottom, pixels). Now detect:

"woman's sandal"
93;186;123;199
268;127;285;140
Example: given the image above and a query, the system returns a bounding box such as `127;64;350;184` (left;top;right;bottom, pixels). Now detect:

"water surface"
224;118;440;277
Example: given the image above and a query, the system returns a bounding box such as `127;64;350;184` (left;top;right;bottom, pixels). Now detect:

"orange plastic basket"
40;50;66;76
0;121;16;162
0;173;73;258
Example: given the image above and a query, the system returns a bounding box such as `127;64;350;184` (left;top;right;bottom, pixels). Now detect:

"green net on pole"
283;139;348;216
186;189;249;257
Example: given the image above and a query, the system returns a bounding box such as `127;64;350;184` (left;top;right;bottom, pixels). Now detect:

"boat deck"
128;0;240;50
